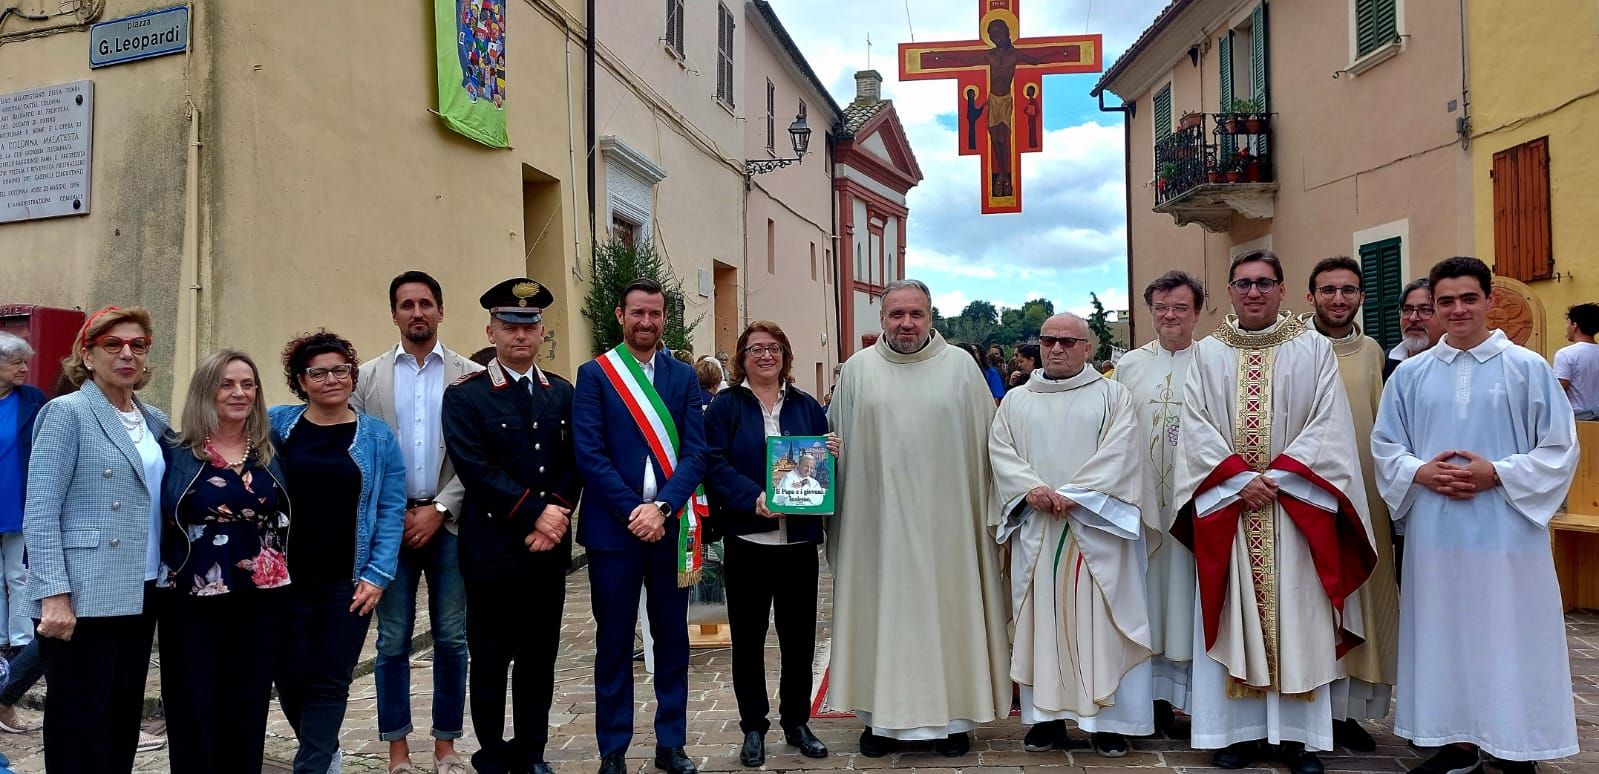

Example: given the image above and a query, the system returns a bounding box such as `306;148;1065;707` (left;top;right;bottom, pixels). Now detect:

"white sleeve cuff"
1266;470;1337;513
1194;471;1258;518
1059;486;1141;540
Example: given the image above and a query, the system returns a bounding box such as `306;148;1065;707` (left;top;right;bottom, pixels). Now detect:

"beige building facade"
0;0;590;409
1093;0;1474;350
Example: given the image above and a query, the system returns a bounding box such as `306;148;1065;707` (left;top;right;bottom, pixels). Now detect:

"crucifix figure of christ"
900;0;1102;214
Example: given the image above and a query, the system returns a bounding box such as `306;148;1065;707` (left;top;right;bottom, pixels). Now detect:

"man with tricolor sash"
574;277;708;774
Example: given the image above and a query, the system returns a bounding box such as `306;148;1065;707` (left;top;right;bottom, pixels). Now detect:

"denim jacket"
267;405;405;589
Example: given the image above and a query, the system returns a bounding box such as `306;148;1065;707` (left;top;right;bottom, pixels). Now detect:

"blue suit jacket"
573;350;707;551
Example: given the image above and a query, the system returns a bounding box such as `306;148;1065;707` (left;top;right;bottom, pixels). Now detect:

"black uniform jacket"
442;358;584;582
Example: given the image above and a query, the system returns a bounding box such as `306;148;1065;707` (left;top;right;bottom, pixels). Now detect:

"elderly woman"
0;333;43;661
269;330;405;774
23;306;169;771
157;349;291;773
703;321;839;767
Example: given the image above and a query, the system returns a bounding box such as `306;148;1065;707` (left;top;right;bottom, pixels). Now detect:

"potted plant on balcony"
1157;161;1178;194
1221;98;1267;134
1177;111;1204;132
1234;144;1269;183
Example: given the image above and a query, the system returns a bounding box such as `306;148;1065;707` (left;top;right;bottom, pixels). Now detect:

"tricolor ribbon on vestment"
595;346;708;587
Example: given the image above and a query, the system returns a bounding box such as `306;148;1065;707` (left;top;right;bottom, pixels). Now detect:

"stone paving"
0;561;1596;773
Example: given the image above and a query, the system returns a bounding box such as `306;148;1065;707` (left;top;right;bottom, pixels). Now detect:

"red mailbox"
0;305;86;397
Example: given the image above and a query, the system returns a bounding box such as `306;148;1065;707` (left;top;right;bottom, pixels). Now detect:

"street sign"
90;5;189;69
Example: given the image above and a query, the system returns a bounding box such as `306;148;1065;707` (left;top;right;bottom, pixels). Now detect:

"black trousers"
38;585;158;774
722;538;819;734
465;561;566;774
275;579;372;774
160;588;287;774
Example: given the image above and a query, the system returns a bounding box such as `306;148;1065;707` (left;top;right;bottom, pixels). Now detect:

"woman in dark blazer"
157;349;292;774
23;306;171;772
703;320;840;768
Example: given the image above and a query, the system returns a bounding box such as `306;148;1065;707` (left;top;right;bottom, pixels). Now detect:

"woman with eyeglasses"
269;330;405;773
157;349;292;773
22;306;170;771
703;321;839;767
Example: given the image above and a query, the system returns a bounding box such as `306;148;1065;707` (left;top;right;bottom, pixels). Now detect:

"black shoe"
654;746;697;774
1333;718;1377;752
1491;760;1538;774
598;752;627;774
739;731;765;767
858;728;894;758
1276;742;1324;774
933;732;970;757
783;725;827;758
1408;745;1484;774
1024;720;1066;752
1213;740;1262;769
531;764;556;774
633;647;646;662
1090;732;1129;758
1153;699;1190;739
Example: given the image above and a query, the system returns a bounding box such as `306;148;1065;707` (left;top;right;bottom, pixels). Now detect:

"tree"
1086;291;1119;362
582;238;702;355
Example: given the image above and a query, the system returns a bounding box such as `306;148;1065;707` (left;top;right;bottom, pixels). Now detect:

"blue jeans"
375;529;468;741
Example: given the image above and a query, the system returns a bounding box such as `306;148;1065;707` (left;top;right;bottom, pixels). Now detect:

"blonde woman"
23;306;169;772
157;349;291;773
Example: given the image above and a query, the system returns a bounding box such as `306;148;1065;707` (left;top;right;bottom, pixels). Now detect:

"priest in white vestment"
1173;252;1377;774
1301;257;1400;753
826;280;1011;758
1372;258;1578;774
1115;270;1205;735
990;314;1156;758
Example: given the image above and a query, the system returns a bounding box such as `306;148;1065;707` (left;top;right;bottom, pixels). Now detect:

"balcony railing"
1151;112;1277;232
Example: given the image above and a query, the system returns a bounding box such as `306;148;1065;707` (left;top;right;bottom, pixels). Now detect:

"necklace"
204;435;253;468
116;405;145;443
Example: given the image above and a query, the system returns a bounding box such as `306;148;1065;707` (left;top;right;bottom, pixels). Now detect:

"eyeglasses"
1039;335;1089;349
1151;304;1192;315
1315;285;1362;299
1229;278;1281;294
1400;306;1436;319
304;364;355;382
93;336;152;355
742;345;784;357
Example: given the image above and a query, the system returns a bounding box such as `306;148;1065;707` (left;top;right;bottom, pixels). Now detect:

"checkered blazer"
22;380;171;619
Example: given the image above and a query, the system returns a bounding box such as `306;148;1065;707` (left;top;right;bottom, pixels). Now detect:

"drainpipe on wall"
829;133;842;363
585;0;597;252
1098;90;1136;345
172;104;202;413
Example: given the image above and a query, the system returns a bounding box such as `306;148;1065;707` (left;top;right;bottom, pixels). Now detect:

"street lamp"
746;113;812;178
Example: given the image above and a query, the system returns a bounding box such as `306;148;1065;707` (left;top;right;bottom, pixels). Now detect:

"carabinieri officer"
441;277;582;774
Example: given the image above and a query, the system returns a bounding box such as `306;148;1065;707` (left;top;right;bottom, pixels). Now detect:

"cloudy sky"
765;0;1169;317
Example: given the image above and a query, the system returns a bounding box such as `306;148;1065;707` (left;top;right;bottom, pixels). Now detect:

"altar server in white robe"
1372;257;1578;774
1174;250;1377;774
826;279;1011;759
1114;270;1205;736
991;313;1157;759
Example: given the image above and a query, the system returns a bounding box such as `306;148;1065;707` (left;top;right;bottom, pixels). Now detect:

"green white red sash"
595;346;708;587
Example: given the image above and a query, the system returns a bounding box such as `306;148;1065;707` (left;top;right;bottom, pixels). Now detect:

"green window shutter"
1359;236;1404;350
1154;84;1172;140
1357;0;1397;58
1252;3;1268;155
1218;32;1235;157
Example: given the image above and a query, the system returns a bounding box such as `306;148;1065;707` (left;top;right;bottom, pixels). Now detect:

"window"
612;214;639;248
825;248;833;284
1492;137;1553;282
664;0;685;57
1153;83;1172;141
716;4;736;106
1359;236;1403;350
1354;0;1398;59
766;79;776;151
810;241;817;280
767;219;776;274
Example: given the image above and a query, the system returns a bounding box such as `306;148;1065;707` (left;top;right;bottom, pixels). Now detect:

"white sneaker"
136;730;166;752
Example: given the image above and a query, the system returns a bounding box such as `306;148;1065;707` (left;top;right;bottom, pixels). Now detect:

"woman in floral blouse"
157;349;291;774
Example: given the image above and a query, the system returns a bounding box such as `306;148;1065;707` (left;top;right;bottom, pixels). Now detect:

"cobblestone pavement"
0;562;1595;773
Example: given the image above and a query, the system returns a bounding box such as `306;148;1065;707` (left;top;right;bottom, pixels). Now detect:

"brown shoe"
0;705;33;733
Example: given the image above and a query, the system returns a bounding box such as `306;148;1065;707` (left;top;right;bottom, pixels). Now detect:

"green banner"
435;0;508;148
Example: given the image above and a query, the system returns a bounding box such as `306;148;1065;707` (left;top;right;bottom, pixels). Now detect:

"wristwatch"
434;503;450;517
654;500;671;517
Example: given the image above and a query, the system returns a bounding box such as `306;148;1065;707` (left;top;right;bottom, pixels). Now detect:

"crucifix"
899;0;1102;214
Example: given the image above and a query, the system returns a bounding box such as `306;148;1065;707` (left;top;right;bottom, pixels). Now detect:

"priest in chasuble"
1114;270;1205;735
826;280;1011;759
1373;257;1578;774
990;314;1157;759
1300;257;1400;753
1173;251;1377;774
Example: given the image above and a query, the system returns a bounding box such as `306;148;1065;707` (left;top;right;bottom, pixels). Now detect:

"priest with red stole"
1172;250;1377;774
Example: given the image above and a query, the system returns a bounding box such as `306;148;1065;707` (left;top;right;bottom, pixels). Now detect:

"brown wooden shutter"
1492;137;1552;281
